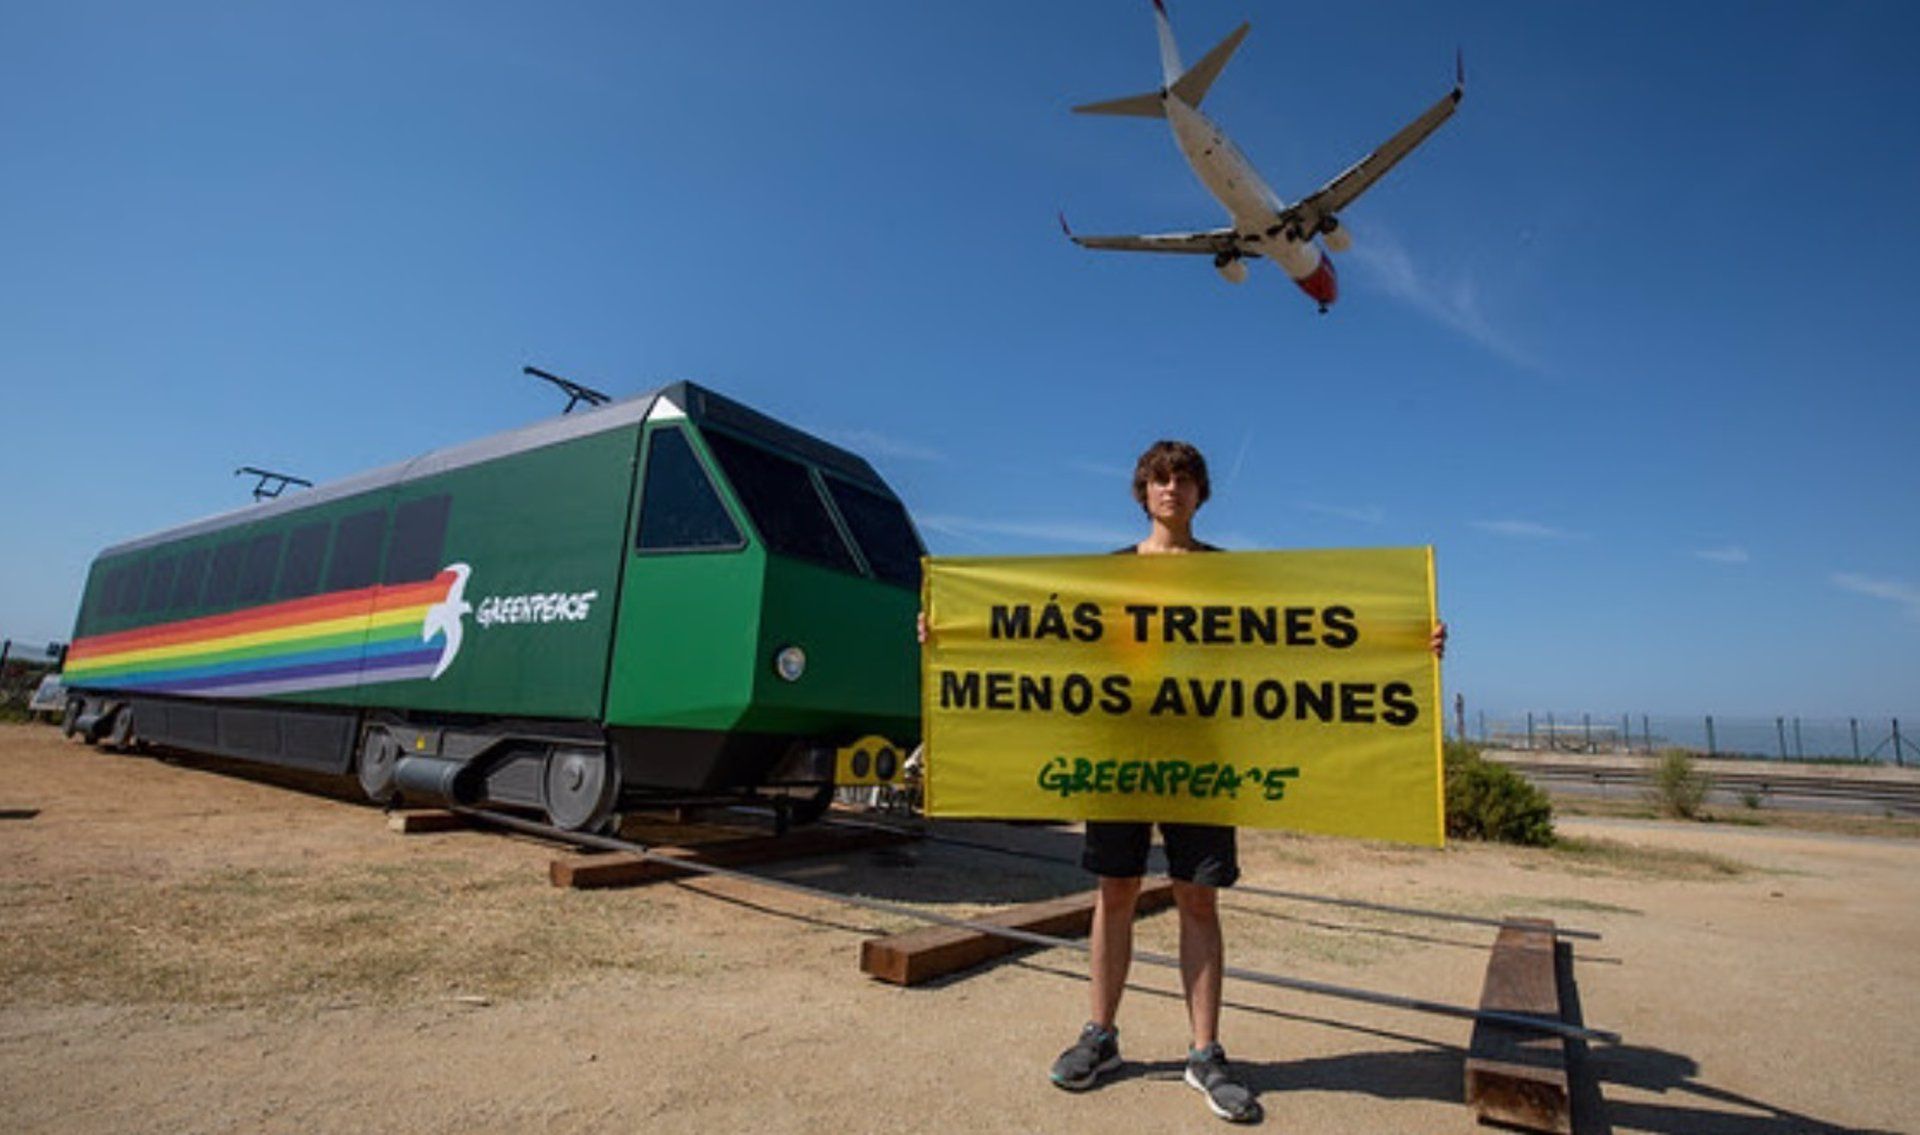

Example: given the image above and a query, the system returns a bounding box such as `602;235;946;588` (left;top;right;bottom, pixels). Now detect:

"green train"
61;382;922;831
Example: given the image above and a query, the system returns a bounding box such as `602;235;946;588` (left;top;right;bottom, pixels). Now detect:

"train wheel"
357;728;402;804
786;782;835;828
542;747;620;832
102;705;134;752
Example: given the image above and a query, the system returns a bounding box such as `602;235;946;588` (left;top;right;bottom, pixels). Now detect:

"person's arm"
1431;621;1448;659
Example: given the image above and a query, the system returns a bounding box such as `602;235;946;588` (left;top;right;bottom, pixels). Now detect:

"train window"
91;568;111;622
384;494;452;583
823;478;923;589
636;428;742;552
326;509;387;591
99;565;131;619
92;567;117;621
142;556;178;614
277;521;330;598
117;560;149;618
170;547;210;610
236;532;283;604
701;430;859;574
202;541;247;608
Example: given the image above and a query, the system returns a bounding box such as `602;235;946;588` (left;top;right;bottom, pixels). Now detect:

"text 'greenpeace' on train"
60;382;922;832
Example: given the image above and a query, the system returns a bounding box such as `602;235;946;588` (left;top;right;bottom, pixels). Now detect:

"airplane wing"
1062;224;1240;256
1286;69;1463;235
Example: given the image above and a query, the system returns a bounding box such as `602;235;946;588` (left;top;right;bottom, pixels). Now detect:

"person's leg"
1162;824;1259;1123
1078;821;1152;1028
1090;874;1144;1028
1161;822;1239;1046
1172;879;1223;1048
1053;822;1151;1091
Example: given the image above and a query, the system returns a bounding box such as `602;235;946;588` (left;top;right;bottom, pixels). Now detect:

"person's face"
1145;469;1202;525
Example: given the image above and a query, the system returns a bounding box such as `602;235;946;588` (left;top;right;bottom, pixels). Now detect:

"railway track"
450;805;1618;1044
1491;758;1920;815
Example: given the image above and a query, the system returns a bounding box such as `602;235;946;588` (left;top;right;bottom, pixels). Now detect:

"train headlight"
773;645;807;683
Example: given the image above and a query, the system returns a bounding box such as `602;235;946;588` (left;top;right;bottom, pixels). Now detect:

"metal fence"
1461;707;1917;765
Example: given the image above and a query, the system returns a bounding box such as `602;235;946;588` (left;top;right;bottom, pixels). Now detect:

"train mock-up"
60;382;922;831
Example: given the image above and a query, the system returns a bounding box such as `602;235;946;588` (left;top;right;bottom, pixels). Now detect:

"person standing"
1046;438;1259;1123
1047;439;1445;1125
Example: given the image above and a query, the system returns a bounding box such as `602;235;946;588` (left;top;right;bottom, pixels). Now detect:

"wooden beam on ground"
860;880;1177;987
1465;917;1572;1134
387;809;468;834
549;822;921;889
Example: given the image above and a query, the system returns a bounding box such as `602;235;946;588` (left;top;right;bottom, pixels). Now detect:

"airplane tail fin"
1073;5;1249;117
1170;22;1248;107
1152;0;1183;89
1072;90;1165;118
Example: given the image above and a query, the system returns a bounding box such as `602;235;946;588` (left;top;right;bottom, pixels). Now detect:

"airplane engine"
1321;217;1353;254
1213;254;1248;284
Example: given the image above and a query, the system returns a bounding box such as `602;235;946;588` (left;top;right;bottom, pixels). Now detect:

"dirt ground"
2;722;1914;1134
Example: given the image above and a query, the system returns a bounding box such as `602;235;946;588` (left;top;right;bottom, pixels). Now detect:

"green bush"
1444;741;1555;846
1649;748;1711;819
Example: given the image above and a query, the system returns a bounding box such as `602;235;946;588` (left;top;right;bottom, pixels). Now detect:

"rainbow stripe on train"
63;568;465;699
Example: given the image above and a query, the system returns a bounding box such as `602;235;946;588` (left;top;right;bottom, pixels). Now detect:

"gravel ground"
1;722;1913;1134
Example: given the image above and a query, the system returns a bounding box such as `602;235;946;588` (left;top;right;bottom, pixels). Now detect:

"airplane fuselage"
1162;92;1338;308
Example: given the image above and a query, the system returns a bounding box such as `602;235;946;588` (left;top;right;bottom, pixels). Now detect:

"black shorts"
1082;821;1239;888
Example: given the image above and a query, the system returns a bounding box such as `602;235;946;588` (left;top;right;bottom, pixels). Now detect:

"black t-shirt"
1111;541;1222;554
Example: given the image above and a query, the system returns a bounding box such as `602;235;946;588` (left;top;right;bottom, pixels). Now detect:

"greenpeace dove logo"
421;563;473;680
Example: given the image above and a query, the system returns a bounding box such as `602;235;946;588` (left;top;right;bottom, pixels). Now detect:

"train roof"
99;381;888;560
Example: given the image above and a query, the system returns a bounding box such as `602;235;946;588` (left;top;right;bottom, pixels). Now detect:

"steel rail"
816;814;1604;942
453;806;1620;1045
1232;883;1604;943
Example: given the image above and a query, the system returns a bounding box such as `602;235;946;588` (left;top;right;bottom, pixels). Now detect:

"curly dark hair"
1131;440;1211;514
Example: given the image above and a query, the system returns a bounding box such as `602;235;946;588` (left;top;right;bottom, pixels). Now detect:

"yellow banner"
922;548;1443;846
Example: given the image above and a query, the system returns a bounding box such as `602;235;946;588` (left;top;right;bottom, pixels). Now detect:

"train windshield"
636;428;742;551
822;477;922;589
701;430;861;575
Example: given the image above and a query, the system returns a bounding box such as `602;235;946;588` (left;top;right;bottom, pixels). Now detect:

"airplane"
1062;0;1463;313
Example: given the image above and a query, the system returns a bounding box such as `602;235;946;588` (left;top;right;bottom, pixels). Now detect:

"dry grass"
0;857;712;1010
1546;836;1748;879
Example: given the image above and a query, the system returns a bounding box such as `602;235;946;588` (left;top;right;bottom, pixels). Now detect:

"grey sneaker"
1049;1022;1122;1090
1185;1044;1262;1123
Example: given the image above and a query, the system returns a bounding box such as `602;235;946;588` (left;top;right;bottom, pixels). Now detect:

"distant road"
1484;751;1920;817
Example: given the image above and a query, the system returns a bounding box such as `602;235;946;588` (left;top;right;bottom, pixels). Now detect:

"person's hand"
1431;621;1448;660
916;610;929;645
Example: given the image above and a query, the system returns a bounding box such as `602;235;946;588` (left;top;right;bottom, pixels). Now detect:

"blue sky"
3;1;1916;719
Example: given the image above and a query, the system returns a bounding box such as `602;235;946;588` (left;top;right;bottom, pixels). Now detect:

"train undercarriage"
63;692;848;834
